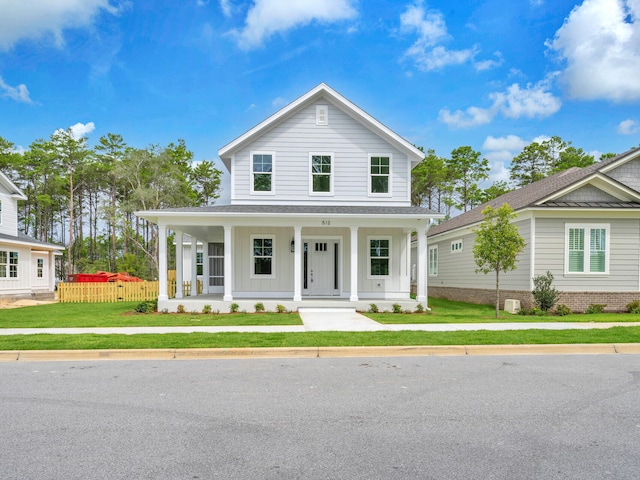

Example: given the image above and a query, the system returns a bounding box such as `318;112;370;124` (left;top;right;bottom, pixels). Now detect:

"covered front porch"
137;205;438;313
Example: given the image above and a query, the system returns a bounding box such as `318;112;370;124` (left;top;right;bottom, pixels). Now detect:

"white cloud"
618;119;640;134
231;0;357;50
0;76;32;103
547;0;640;101
271;97;287;108
474;51;504;72
0;0;124;51
482;135;529;153
218;0;232;16
439;76;561;128
400;1;478;71
69;122;96;140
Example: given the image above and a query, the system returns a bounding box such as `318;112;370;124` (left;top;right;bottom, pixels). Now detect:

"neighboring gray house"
138;83;442;312
0;171;62;302
425;147;640;312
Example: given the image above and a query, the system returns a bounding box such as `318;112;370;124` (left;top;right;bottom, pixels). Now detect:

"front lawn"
366;298;640;324
0;302;302;328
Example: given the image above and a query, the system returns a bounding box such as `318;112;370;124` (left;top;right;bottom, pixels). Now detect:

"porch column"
202;242;209;295
293;225;302;301
158;224;168;301
416;226;427;303
190;236;198;297
350;226;358;302
49;250;56;293
223;225;233;301
175;230;184;299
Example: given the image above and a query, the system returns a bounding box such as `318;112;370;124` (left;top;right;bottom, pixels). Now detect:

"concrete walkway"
1;307;640;335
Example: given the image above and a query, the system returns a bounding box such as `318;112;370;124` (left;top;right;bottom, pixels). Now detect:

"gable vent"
316;105;328;125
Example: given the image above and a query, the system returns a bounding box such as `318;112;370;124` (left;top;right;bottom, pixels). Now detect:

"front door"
303;239;340;296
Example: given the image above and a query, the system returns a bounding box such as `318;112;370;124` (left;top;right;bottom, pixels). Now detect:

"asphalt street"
1;355;639;479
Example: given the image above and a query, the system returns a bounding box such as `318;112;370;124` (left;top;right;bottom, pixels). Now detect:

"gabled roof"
217;83;425;171
0;232;64;251
0;171;27;200
428;146;640;237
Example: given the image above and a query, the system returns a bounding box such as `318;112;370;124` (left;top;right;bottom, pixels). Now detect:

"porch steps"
298;307;387;332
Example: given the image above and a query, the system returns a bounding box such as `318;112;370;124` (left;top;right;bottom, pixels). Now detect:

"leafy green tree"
190;160;222;206
532;271;560;312
446;146;489;212
552;146;595;173
473;203;526;318
411;148;448;211
510;142;549;186
479;180;512;203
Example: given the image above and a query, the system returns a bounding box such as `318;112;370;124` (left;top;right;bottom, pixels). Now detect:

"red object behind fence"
67;271;143;283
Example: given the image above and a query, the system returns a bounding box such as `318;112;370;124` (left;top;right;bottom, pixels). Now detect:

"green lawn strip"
0;303;302;328
367;297;640;323
1;326;639;350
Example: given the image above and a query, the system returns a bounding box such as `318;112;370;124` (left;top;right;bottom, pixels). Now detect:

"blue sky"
1;0;640;203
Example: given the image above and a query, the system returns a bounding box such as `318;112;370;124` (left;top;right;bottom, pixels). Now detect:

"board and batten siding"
429;219;531;291
533;217;639;292
0;245;34;294
357;227;410;298
0;191;18;236
231;99;410;205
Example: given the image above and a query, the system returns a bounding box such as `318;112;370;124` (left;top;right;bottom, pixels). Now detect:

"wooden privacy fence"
58;280;204;303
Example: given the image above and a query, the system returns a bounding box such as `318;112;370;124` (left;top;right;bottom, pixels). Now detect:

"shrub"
275;304;287;313
555;304;571;316
229;303;239;313
202;304;212;314
415;303;424;313
134;301;154;314
392;303;402;313
586;303;606;314
532;271;560;312
254;302;265;313
161;308;169;314
176;304;185;314
368;303;378;313
626;300;640;314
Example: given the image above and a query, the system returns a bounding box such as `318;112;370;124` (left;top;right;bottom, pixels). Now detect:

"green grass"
0;302;302;328
0;327;639;350
366;298;640;324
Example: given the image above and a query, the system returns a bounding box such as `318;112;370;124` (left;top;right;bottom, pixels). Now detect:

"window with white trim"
251;152;274;193
37;258;44;278
451;239;463;252
316;105;328;125
196;251;203;276
310;154;333;194
252;236;274;277
0;251;18;278
369;155;391;195
566;224;608;273
429;246;438;276
368;237;391;277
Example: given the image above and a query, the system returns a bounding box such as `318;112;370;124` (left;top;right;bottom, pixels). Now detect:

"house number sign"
321;219;331;226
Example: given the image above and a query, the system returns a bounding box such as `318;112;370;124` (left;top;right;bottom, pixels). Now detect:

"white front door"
303;239;340;296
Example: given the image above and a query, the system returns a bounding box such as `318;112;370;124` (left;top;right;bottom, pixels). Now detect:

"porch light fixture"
290;239;295;253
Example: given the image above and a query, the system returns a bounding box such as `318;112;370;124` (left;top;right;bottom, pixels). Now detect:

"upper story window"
566;224;609;274
368;237;391;277
316;105;328;125
451;239;463;253
429;246;438;276
251;152;274;194
369;155;391;195
310;153;333;195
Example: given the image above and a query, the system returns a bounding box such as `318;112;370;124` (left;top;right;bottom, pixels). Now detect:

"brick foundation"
428;286;640;313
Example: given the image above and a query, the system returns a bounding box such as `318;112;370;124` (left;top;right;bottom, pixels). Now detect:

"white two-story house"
138;84;442;312
0;171;62;302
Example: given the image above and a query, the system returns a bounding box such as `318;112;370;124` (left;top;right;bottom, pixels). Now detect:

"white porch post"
416;226;427;303
190;236;198;297
49;251;56;293
350;226;359;302
175;231;184;299
223;225;233;301
202;242;209;295
158;224;168;301
293;225;302;301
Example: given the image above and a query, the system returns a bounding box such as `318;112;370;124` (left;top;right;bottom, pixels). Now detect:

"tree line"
0;130;620;280
411;136;616;218
0;131;222;280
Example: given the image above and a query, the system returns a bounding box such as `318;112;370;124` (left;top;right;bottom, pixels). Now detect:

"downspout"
423;217;436;312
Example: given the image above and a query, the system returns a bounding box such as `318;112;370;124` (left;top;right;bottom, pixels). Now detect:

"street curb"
1;343;640;362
